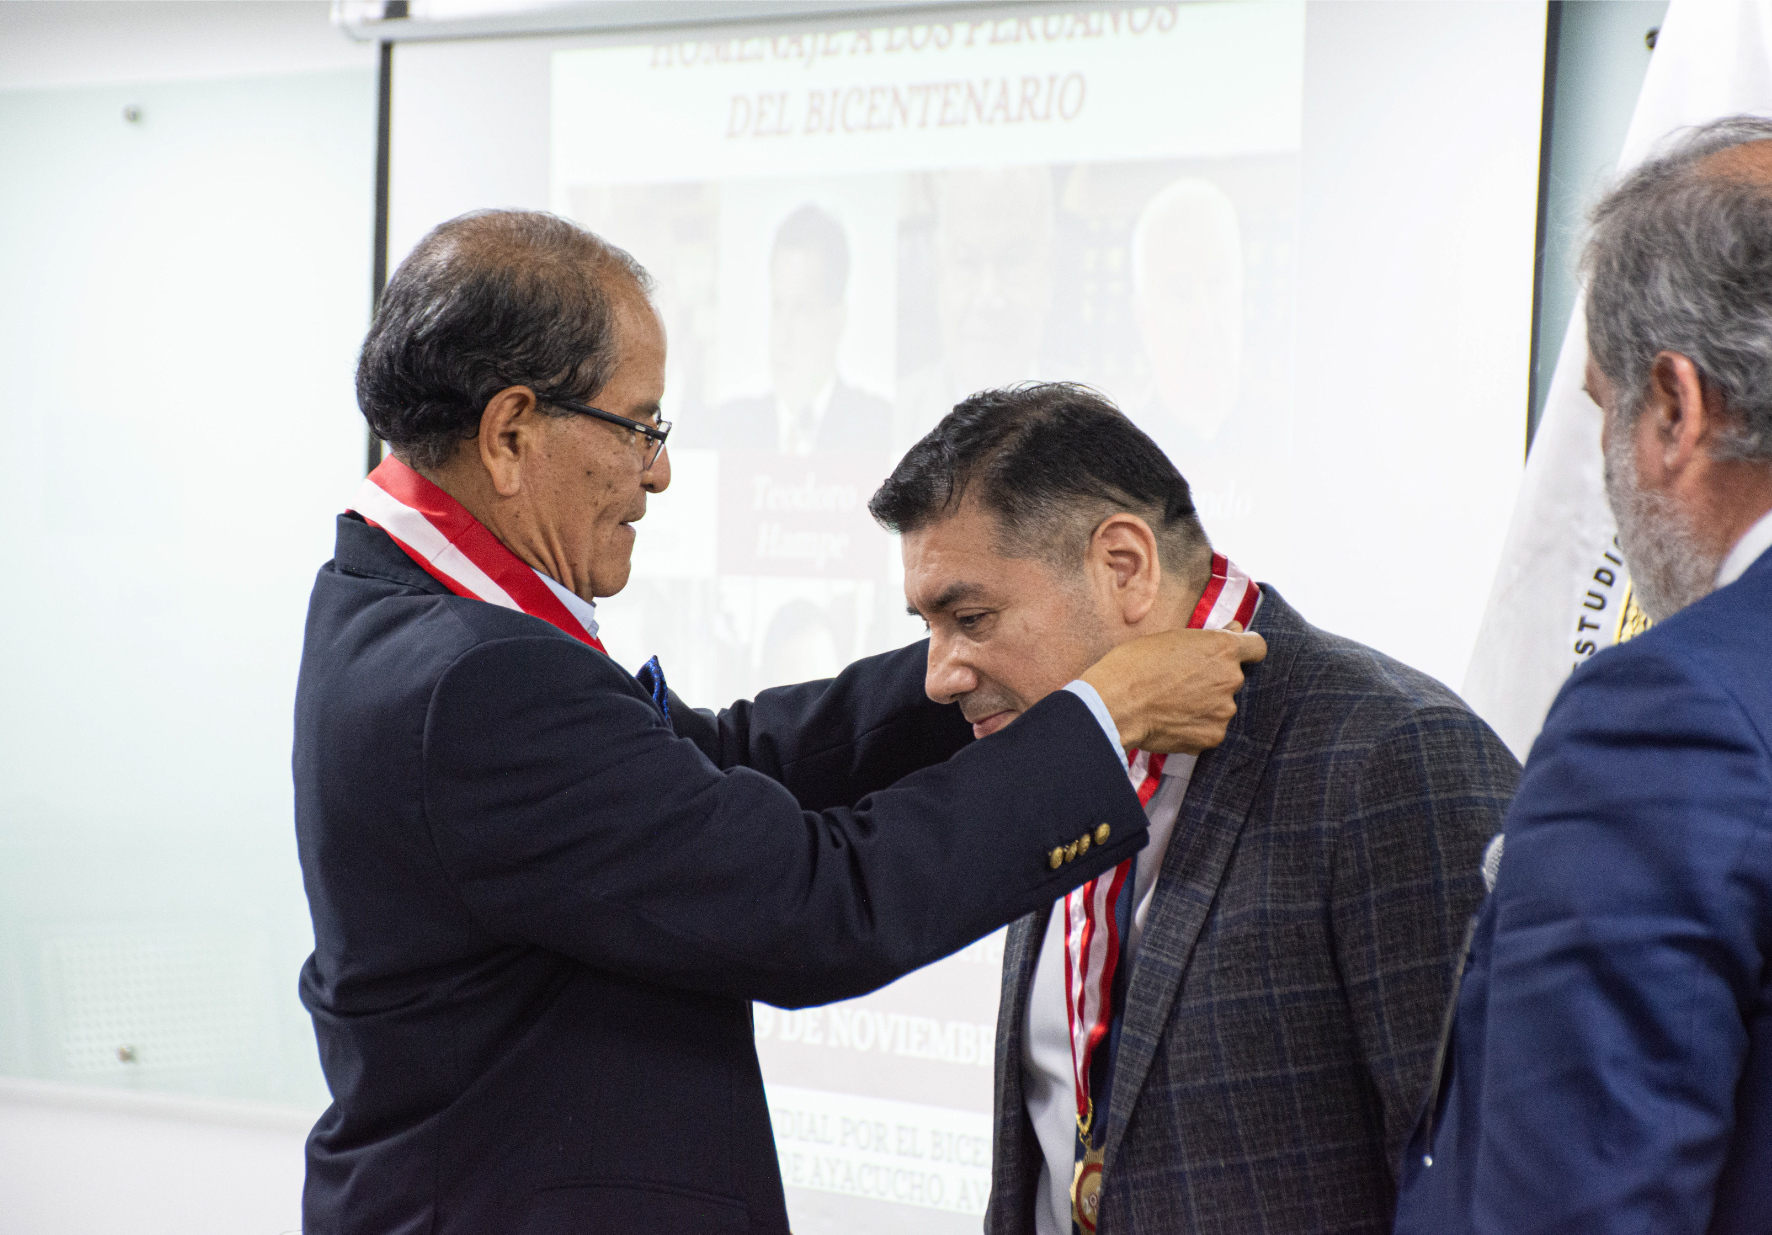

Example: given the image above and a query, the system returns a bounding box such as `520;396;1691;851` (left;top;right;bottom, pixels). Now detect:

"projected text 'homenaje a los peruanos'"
644;7;1186;139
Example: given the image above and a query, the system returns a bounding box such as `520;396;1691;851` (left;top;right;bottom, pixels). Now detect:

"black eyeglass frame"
549;396;671;468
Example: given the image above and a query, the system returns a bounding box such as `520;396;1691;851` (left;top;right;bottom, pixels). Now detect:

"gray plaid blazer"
985;587;1519;1235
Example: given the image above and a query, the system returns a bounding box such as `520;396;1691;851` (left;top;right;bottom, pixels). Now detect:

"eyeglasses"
550;397;671;469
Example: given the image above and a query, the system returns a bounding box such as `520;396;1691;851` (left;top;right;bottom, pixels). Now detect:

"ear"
476;385;542;499
1639;351;1714;483
1088;513;1163;626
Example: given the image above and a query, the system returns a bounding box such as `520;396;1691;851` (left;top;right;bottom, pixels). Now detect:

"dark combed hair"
869;382;1210;573
356;209;654;470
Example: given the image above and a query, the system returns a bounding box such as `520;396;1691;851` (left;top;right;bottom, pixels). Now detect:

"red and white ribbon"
1061;554;1257;1134
1188;553;1261;632
348;455;607;653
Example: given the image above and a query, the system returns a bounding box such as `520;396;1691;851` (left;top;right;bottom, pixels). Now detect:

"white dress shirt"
1025;597;1262;1235
1061;680;1121;754
1716;505;1772;590
533;569;601;642
1021;754;1198;1235
776;377;837;456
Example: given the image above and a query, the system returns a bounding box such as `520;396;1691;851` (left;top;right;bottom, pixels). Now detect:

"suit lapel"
995;907;1047;1114
988;905;1050;1233
1100;591;1301;1170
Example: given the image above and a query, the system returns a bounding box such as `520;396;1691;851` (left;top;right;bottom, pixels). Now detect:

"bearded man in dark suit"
292;211;1268;1235
1396;115;1772;1235
869;382;1519;1235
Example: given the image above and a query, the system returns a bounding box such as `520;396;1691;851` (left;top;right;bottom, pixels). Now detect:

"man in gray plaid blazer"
871;383;1520;1235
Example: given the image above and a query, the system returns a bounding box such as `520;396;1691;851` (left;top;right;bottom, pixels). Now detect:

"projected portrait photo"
700;202;892;455
895;166;1056;448
561;179;900;705
565;180;720;433
1038;156;1297;568
1119;159;1296;567
1132;177;1247;446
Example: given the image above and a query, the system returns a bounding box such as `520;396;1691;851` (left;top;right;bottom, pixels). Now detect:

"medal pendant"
1070;1144;1106;1232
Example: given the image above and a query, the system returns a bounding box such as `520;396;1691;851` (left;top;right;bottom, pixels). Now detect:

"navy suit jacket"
1395;547;1772;1234
292;515;1151;1235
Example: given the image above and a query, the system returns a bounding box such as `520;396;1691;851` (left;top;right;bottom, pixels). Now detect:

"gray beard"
1602;427;1718;622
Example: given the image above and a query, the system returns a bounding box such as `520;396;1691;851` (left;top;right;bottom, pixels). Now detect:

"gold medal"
1070;1143;1106;1232
1057;568;1250;1231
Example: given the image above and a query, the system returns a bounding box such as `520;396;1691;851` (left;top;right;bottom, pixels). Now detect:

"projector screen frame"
369;35;393;474
338;0;999;45
368;5;1554;1228
357;0;1563;473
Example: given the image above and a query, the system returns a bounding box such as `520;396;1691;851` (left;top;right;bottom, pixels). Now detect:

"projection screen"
385;4;1547;1229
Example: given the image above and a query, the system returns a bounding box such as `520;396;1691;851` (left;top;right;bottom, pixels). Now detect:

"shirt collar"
1716;505;1772;590
532;568;600;641
775;377;838;455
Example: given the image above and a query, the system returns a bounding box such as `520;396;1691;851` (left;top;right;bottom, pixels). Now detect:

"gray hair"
1585;114;1772;461
357;210;654;471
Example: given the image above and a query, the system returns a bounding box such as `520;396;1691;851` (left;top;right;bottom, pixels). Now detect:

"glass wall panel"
0;67;375;1109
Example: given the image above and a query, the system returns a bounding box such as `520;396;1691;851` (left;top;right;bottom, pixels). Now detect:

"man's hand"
1080;624;1267;754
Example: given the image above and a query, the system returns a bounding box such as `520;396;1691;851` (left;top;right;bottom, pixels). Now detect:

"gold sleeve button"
1094;823;1111;845
1049;847;1065;870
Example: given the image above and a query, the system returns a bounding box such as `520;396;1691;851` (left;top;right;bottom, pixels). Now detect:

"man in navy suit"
1395;116;1772;1233
293;209;1266;1234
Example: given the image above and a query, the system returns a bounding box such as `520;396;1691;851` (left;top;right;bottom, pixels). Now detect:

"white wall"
0;5;368;1234
0;1;374;89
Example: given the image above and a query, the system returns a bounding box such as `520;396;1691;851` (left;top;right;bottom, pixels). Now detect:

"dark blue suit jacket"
1395;547;1772;1234
293;515;1151;1234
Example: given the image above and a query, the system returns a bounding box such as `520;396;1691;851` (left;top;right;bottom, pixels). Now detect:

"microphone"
1481;833;1505;894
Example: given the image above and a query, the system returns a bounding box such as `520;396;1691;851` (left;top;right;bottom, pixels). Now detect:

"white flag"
1462;0;1772;760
